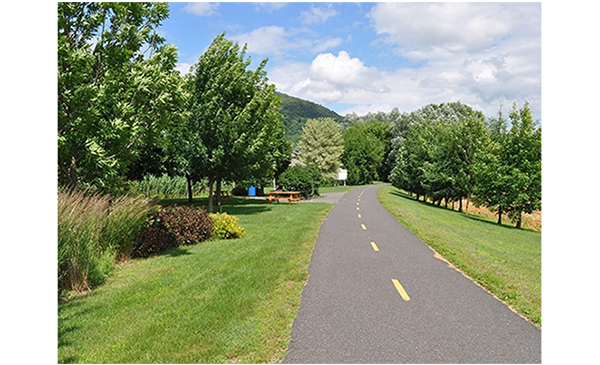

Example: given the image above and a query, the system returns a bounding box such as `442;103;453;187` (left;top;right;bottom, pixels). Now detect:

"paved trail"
285;184;541;363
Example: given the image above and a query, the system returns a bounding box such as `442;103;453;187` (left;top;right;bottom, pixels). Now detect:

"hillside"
276;91;343;143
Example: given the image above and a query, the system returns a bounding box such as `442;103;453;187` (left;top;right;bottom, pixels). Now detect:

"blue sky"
160;2;541;121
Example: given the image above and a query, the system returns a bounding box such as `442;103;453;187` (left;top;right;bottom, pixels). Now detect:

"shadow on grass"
158;196;273;216
159;246;194;258
386;189;524;232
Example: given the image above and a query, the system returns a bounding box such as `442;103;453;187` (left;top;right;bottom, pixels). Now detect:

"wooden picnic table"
266;191;302;205
212;189;231;202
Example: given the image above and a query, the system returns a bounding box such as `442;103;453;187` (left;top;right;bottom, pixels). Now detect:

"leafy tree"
297;118;344;180
341;122;389;184
503;102;542;228
186;33;284;212
58;2;182;192
278;164;322;198
473;108;512;224
473;102;541;228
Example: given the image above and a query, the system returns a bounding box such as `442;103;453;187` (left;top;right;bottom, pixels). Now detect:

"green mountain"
276;91;343;143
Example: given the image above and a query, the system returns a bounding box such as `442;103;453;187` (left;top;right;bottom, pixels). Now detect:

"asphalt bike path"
285;184;541;363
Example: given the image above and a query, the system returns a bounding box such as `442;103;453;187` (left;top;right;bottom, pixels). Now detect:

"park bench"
266;191;302;205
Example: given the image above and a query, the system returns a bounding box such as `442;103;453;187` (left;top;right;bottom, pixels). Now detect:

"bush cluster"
133;205;214;257
278;164;322;198
210;212;246;240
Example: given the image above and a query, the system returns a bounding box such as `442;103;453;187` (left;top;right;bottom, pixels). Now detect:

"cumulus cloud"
300;5;338;24
230;26;342;57
183;2;220;16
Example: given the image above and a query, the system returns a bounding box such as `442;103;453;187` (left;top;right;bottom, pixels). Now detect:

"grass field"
58;198;332;363
377;185;541;326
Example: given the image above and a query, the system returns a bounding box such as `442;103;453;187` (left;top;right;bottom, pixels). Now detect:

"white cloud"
183;2;220;16
300;5;338;24
270;48;540;120
254;2;287;12
230;26;342;57
231;26;288;55
369;3;538;57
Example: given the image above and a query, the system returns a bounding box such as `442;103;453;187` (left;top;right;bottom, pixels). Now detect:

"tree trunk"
207;179;214;213
465;194;470;215
216;179;222;206
186;174;193;203
458;198;463;213
497;208;502;225
515;213;522;229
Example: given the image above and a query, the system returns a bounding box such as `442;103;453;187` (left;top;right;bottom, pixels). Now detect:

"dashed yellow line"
361;224;367;230
370;241;379;252
392;279;411;301
356;207;360;211
358;214;362;218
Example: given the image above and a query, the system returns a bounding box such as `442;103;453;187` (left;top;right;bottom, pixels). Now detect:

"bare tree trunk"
497;208;502;225
186;174;193;203
207;179;214;213
458;198;463;213
515;213;522;229
216;179;222;206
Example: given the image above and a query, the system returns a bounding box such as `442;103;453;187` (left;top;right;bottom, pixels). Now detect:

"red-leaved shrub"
133;205;213;258
133;225;178;258
157;205;213;245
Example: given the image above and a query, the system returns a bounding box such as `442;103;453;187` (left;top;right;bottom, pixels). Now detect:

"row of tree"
58;3;291;212
388;102;541;228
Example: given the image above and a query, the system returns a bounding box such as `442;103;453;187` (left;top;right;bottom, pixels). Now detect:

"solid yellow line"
361;224;367;230
370;241;379;252
392;279;411;301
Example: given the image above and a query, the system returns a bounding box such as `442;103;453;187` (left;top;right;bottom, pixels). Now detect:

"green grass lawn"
58;198;332;363
377;185;541;326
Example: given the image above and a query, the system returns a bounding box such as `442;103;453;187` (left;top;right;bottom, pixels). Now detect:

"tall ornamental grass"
130;174;204;199
58;188;152;295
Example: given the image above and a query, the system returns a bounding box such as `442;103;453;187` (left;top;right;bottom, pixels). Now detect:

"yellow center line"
392;279;411;301
356;207;360;211
358;214;362;218
370;241;379;252
361;224;367;230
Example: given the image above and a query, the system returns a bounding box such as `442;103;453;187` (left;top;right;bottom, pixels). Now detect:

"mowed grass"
58;198;332;363
377;186;541;326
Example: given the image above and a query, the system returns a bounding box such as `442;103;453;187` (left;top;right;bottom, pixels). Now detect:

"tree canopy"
58;2;183;192
297;118;344;180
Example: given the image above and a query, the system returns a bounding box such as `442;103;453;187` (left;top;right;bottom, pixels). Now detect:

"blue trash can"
248;185;256;197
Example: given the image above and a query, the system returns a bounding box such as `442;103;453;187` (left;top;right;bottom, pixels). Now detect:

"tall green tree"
473;108;512;224
186;33;284;212
473;102;541;228
503;102;542;228
297;118;344;180
58;2;181;192
341;121;390;184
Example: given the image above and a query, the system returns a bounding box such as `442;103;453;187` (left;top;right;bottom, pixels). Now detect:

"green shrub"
210;212;246;239
278;163;322;198
158;205;213;245
58;189;151;294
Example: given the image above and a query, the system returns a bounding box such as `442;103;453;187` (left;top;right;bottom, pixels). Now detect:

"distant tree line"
337;102;541;228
